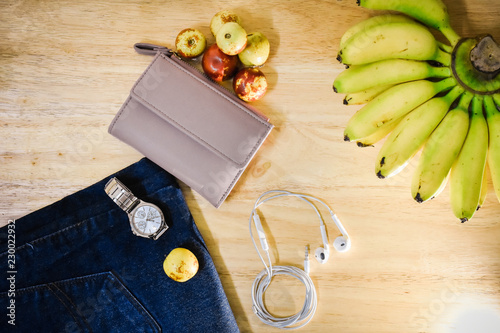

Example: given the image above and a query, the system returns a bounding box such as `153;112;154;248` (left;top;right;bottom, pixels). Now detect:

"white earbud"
330;213;351;253
314;245;330;264
315;224;330;264
333;236;351;252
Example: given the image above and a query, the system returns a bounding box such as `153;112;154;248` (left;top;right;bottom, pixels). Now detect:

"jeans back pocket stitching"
1;272;160;332
48;272;160;333
47;283;92;332
105;273;161;333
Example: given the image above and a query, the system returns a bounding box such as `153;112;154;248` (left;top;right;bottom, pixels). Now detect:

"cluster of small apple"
174;10;271;102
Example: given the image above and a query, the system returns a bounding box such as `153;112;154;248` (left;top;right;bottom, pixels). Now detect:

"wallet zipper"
133;43;271;122
134;43;173;56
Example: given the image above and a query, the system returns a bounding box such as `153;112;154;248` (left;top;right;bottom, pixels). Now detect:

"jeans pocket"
0;271;160;333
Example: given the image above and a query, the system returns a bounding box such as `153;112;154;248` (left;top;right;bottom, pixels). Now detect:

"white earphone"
249;190;352;330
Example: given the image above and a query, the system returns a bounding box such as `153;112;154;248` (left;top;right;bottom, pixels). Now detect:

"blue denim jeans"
0;158;239;332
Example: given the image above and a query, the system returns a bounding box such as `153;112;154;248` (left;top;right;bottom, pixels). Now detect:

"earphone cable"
251;264;317;330
249;192;319;329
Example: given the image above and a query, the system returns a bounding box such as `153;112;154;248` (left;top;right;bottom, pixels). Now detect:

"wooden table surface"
1;0;500;332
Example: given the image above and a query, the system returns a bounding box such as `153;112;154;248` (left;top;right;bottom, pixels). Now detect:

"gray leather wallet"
109;43;274;208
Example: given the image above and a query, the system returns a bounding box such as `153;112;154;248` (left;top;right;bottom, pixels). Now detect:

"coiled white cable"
251;264;318;330
249;190;319;330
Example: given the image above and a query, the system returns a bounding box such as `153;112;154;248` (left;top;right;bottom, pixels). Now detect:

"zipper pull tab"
134;43;173;56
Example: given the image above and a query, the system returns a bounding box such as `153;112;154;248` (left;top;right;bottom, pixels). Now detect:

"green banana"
338;21;451;66
356;116;402;147
478;163;488;209
494;93;500;106
451;38;500;95
333;59;451;94
343;84;394;105
344;77;456;142
449;96;488;222
357;0;460;46
375;85;464;179
437;41;453;53
485;94;500;203
411;91;473;203
340;14;416;50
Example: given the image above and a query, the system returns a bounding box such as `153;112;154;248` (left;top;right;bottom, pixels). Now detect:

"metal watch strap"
104;177;139;213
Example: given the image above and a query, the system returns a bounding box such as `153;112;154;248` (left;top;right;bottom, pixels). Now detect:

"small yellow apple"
163;248;199;282
210;10;241;37
175;28;206;58
238;32;270;67
216;22;247;56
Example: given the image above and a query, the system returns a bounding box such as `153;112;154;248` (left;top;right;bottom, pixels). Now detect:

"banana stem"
435;49;452;67
484;95;497;117
445;85;465;104
472;95;484;114
437;41;453;54
457;91;474;110
441;26;461;48
494;94;500;107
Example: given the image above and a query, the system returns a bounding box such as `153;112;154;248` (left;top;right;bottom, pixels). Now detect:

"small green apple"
175;28;206;58
216;22;247;56
238;32;270;67
210;10;241;37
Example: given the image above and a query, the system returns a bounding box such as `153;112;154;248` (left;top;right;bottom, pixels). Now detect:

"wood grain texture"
1;0;500;332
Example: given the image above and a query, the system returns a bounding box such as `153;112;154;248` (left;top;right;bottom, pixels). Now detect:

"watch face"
132;204;163;236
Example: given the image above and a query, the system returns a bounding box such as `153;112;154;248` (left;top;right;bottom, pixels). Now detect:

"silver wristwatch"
104;177;168;240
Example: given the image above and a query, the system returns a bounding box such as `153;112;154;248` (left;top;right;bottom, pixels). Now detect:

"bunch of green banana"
334;0;500;222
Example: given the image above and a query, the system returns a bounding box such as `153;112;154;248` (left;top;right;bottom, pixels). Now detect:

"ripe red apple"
175;28;206;58
233;68;268;102
210;10;241;37
216;22;247;55
202;44;238;82
238;32;270;67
